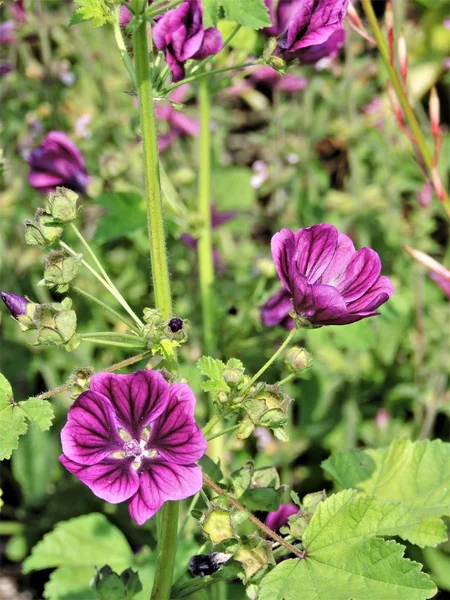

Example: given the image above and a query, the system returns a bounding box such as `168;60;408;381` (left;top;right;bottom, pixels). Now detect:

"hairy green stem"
277;373;296;387
73;286;139;333
243;328;297;393
198;77;215;356
133;14;173;320
81;331;143;342
80;337;146;349
133;10;178;600
206;423;239;442
360;0;450;217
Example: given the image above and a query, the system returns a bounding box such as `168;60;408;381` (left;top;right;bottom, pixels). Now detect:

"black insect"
188;552;232;578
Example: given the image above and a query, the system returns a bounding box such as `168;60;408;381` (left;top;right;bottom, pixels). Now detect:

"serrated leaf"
18;398;54;431
208;0;271;29
197;356;230;392
0;400;28;461
259;490;437;600
23;513;133;574
0;373;13;403
322;438;450;547
73;0;115;28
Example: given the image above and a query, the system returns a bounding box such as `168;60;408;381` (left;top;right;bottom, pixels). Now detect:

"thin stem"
187;24;242;77
360;0;450;217
243;329;296;393
133;16;173;320
206;423;239;442
202;415;220;436
73;286;139;333
81;331;143;342
61;240;144;329
113;6;137;86
198;77;215;356
164;61;260;93
203;474;306;559
277;373;296;387
35;351;154;400
80;337;146;350
177;492;200;541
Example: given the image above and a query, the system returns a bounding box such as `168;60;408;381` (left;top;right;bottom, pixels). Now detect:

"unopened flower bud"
41;250;81;293
267;56;286;74
45;187;80;223
398;31;407;81
263;37;278;61
285;347;313;373
429;87;440;138
1;291;36;330
165;317;189;342
24;209;63;246
375;408;390;431
168;317;183;333
34;298;78;349
223;366;244;386
143;308;164;327
69;366;94;399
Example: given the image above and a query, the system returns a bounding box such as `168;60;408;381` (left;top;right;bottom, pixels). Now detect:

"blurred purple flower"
260;288;295;330
153;0;223;82
60;370;207;525
0;63;14;77
271;224;393;326
1;292;29;319
265;503;298;532
28;131;90;194
250;65;308;92
120;1;157;27
362;95;384;130
417;182;433;208
264;0;302;37
271;0;348;64
0;21;16;45
444;18;450;30
156;84;200;152
251;160;269;189
430;272;450;298
9;0;26;22
375;408;389;431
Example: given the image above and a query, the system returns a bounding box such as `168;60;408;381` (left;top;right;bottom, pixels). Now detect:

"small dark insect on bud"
168;317;184;333
188;553;232;578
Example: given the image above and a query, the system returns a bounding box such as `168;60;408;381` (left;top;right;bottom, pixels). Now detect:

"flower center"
111;427;159;469
123;439;142;457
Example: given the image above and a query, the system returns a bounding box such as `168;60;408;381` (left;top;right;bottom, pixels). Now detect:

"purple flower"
156;85;200;152
153;0;223;82
265;503;298;532
0;63;14;77
275;0;348;64
1;292;29;318
260;288;295;330
417;182;433;208
0;21;16;45
9;0;26;22
271;224;393;326
28;132;90;194
59;370;207;525
430;272;450;298
250;65;308;93
264;0;302;37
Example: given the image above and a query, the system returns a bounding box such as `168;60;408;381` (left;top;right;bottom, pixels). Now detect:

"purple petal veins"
59;370;207;525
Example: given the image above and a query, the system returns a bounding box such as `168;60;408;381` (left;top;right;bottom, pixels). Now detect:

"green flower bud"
45;187;80;223
33;299;78;350
24;219;46;246
24;209;63;246
256;257;276;278
99;152;128;179
223;365;245;386
262;37;278;61
69;366;94;399
41;250;81;293
201;506;236;544
143;308;164;327
285;347;313;373
267;56;286;74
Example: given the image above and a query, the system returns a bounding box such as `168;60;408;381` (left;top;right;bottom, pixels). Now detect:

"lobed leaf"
203;0;271;29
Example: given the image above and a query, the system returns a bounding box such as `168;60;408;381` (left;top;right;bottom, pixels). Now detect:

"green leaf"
259;490;437;600
45;567;96;600
23;513;133;574
73;0;115;28
18;398;54;431
0;373;28;460
322;438;450;547
203;0;271;29
94;192;146;244
12;425;59;506
197;356;230;393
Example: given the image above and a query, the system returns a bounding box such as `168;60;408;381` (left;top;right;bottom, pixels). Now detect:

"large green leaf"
322;438;450;547
203;0;271;29
93;192;146;244
259;490;437;600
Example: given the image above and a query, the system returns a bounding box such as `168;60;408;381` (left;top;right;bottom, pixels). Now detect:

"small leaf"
0;373;13;403
0;374;28;460
73;0;115;28
18;398;54;431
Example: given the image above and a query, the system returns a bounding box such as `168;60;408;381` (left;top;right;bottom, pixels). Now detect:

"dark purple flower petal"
148;383;207;464
0;21;16;45
260;288;295;329
211;204;238;228
295;28;346;64
430;272;450;298
28;131;89;194
0;62;14;77
60;391;123;465
129;459;203;525
89;370;170;440
271;224;393;326
265;503;298;532
1;291;29;318
192;27;223;60
60;455;139;503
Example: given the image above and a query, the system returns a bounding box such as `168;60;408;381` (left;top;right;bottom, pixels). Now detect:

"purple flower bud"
271;224;393;327
59;371;207;525
153;0;223;82
28;131;90;194
417;182;433;208
168;317;184;333
0;21;16;45
265;503;298;532
430;272;450;298
1;291;29;318
274;0;348;64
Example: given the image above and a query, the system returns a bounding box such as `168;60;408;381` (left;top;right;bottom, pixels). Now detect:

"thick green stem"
133;16;173;320
198;77;215;356
133;11;177;600
360;0;450;217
